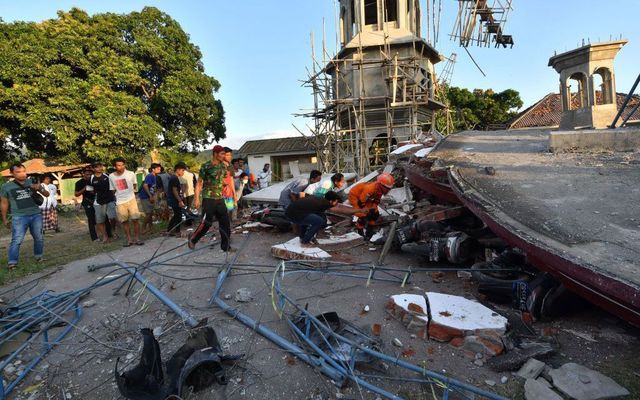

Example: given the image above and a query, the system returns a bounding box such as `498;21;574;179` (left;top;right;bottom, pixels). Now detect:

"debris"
524;378;563;400
517;358;546;380
271;237;331;260
153;327;163;337
223;294;232;300
363;305;370;313
563;329;597;343
81;299;96;308
317;232;363;245
549;363;630;400
371;324;382;336
473;359;484;367
500;376;508;384
430;271;445;283
487;340;556;372
235;288;253;303
368;247;377;251
392;338;403;347
457;271;472;280
293;311;381;365
426;292;507;342
484;379;496;387
387;294;429;338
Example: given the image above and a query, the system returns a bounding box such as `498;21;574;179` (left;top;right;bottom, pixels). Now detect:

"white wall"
248;155;269;177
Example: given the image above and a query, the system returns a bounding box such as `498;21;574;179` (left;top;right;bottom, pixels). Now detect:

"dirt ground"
0;215;638;400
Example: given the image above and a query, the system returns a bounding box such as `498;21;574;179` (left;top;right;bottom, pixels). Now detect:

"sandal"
7;264;17;270
123;242;132;247
134;241;144;246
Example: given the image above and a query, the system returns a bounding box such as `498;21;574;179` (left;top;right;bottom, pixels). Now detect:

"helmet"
376;173;395;189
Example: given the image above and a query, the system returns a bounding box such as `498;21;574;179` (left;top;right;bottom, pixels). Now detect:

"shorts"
140;199;154;214
116;198;141;223
94;202;116;224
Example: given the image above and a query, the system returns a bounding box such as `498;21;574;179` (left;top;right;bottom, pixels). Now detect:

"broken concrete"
524;378;563;400
549;363;630;400
426;292;508;342
271;237;331;260
517;358;546;380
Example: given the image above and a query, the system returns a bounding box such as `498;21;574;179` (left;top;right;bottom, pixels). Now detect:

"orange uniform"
348;182;383;233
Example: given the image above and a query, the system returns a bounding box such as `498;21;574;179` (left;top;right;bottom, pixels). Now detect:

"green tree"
435;86;523;132
0;7;225;164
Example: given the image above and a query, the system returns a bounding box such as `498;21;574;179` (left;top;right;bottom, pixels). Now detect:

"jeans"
294;213;327;244
191;198;231;251
8;213;44;265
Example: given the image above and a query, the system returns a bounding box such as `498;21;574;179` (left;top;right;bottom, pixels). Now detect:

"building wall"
248;154;318;182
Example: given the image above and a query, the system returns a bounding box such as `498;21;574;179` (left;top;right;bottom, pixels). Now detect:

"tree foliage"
435;86;523;132
0;7;225;164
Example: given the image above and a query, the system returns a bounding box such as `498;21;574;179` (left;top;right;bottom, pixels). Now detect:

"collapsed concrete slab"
517;358;546;380
317;232;363;246
386;294;430;339
387;292;508;356
549;363;630;400
426;292;508;342
524;378;563;400
271;237;331;261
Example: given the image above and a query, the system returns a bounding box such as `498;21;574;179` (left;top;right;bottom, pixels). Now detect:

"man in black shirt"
74;167;98;241
167;163;186;236
91;162;116;242
285;191;365;247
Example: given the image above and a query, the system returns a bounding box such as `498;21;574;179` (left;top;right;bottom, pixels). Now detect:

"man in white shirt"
257;163;272;190
109;157;142;246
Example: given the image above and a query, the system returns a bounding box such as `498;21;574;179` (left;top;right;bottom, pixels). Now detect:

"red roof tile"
509;92;640;129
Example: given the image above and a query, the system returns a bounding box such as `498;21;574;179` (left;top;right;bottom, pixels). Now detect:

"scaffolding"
300;30;443;176
451;0;514;48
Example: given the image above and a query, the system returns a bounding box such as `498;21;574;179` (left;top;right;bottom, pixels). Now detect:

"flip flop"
134;241;144;246
123;242;132;247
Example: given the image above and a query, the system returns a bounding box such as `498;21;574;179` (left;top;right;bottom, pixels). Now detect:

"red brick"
428;321;464;342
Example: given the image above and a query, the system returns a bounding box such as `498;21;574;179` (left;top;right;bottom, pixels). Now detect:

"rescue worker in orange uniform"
348;172;395;239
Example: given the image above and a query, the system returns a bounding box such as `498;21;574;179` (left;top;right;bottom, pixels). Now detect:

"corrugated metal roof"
238;136;315;156
509;92;640;129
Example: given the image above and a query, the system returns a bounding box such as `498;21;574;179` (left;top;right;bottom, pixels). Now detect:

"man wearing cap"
189;145;233;252
348;172;395;239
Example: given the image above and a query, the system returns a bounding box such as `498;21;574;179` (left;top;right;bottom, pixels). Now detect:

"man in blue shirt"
139;163;161;234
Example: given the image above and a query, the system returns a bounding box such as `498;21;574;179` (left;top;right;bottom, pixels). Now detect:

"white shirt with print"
108;170;137;204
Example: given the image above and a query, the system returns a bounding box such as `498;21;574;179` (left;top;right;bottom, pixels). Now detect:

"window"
364;0;378;25
568;72;588;110
594;67;613;105
384;0;397;22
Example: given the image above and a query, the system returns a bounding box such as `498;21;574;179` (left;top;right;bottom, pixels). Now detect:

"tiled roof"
509;92;640;129
238;136;314;156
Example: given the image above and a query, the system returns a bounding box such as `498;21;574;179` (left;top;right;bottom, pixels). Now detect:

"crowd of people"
1;146;393;268
1;148;270;269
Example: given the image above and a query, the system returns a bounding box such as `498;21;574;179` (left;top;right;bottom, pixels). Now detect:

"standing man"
278;170;322;209
348;172;395;239
257;163;272;190
139;163;161;234
40;175;59;233
182;166;196;209
1;163;49;268
167;163;187;236
91;162;115;243
189;145;232;252
109;157;143;246
285;191;365;247
74;167;98;241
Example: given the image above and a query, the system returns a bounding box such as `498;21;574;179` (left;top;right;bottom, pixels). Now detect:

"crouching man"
284;191;365;248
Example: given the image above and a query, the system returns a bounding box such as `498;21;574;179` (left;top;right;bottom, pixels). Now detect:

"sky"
1;1;639;150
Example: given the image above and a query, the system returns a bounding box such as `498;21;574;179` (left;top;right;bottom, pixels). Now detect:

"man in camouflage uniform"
188;145;233;252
